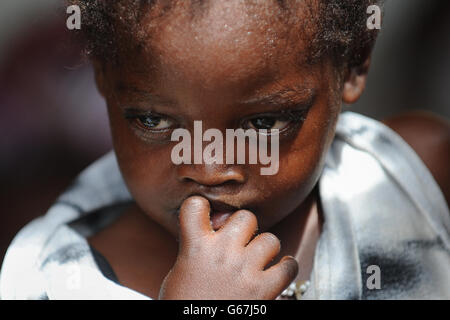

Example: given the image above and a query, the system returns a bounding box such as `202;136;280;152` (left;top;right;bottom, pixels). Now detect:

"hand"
158;196;298;300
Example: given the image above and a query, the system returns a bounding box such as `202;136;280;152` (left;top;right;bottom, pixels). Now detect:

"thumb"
178;196;212;243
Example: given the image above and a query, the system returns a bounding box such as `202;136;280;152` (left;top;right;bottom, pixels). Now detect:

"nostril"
177;165;246;186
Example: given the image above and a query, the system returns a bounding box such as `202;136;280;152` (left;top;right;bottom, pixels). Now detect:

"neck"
269;185;323;281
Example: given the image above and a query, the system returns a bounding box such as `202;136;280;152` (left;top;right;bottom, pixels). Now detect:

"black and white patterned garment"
1;112;449;299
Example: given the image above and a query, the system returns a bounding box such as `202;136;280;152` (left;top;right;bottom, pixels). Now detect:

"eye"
136;114;174;130
124;109;178;142
247;117;290;131
242;109;309;135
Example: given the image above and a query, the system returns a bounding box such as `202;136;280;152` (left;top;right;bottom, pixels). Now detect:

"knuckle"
281;257;299;279
234;210;257;225
260;232;281;250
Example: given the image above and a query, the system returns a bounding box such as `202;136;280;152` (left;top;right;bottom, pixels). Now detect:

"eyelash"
124;111;176;142
123;107;310;142
241;109;309;135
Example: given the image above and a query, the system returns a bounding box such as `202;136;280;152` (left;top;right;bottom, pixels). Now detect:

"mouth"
208;200;240;231
174;197;241;231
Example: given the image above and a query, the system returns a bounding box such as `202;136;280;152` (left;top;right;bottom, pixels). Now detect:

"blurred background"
0;0;449;265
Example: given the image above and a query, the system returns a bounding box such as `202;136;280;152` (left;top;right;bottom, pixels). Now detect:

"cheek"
251;95;339;228
278;93;339;191
107;104;176;214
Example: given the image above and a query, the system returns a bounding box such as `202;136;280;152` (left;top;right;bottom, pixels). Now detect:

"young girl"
1;0;449;300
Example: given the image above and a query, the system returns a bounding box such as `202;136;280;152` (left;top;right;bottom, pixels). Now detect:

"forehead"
113;1;319;90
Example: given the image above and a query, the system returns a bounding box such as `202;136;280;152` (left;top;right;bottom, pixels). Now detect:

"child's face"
95;1;364;236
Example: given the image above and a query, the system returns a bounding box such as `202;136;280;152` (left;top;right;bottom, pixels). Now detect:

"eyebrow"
239;86;316;108
116;84;178;107
116;83;316;110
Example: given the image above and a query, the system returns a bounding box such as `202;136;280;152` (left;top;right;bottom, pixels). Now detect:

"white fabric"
1;111;449;299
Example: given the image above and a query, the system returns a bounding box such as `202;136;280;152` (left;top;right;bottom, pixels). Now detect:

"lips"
173;195;247;231
208;200;239;230
209;200;239;214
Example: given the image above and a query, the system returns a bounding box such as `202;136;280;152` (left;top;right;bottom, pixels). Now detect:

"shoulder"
0;215;52;299
382;110;450;205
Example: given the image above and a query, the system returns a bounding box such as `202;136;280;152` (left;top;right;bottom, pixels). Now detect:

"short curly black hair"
68;0;383;68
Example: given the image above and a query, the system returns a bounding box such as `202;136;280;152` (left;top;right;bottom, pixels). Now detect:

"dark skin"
88;1;450;299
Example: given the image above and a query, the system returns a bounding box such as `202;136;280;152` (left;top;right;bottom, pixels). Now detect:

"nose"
177;164;247;187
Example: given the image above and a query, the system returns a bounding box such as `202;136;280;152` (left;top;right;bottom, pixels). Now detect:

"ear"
342;56;371;104
92;59;108;98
